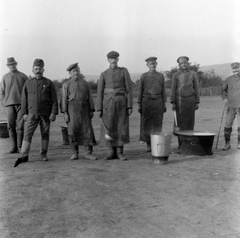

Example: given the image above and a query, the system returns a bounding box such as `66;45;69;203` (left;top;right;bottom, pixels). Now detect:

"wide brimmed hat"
6;57;17;65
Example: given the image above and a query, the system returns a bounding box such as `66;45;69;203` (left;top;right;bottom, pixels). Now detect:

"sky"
1;0;240;80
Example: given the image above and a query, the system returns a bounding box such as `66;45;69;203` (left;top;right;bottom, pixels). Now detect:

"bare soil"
0;96;240;238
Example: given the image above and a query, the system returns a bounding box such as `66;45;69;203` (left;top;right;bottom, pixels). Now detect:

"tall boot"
41;139;49;161
69;140;79;160
9;131;18;153
222;127;232;150
84;146;98;160
146;142;151;152
17;130;24;152
14;140;30;167
237;127;240;149
105;146;117;160
117;146;127;161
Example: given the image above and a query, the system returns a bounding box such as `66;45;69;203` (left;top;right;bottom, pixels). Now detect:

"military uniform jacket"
21;77;58;116
222;74;240;108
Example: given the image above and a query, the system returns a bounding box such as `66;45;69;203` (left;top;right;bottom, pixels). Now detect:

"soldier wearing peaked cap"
170;56;200;146
222;62;240;150
137;57;167;155
14;59;58;167
61;63;98;160
96;51;133;161
1;57;28;153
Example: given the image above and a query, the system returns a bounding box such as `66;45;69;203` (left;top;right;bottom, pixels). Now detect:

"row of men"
1;52;240;167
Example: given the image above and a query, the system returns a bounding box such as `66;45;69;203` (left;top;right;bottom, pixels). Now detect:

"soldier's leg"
84;145;98;160
223;107;235;150
69;135;79;160
39;116;50;161
117;146;127;161
105;146;117;160
6;105;18;153
237;108;240;149
16;105;24;152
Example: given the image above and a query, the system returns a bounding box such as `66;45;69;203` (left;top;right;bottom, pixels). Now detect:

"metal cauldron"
175;130;216;155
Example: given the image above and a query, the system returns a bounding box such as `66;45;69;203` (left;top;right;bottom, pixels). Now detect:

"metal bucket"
151;133;172;159
60;126;69;145
0;121;9;138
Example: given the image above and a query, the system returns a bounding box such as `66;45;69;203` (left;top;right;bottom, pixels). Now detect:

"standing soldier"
137;57;167;152
61;63;98;160
97;51;133;160
222;62;240;150
1;57;28;153
170;56;200;133
14;59;58;167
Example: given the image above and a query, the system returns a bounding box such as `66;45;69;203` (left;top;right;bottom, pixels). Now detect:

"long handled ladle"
173;110;181;134
101;118;114;141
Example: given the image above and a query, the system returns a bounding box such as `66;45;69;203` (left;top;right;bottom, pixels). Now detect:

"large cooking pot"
175;130;216;156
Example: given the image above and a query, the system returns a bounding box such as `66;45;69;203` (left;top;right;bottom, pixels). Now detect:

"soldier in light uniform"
137;57;167;152
61;63;97;160
14;59;58;167
97;51;133;160
222;62;240;150
1;57;28;153
170;56;200;133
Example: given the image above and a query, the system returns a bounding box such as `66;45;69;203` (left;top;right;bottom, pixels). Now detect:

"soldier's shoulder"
2;72;11;79
18;71;28;78
119;66;129;72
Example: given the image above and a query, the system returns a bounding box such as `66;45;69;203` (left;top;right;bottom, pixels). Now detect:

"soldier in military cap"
137;57;167;152
1;57;28;153
14;59;58;167
61;63;98;160
170;56;200;138
96;51;133;160
222;62;240;150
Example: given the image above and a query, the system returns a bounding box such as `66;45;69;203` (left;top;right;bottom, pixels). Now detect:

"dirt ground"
0;96;240;238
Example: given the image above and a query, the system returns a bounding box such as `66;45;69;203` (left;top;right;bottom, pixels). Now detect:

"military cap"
33;59;44;67
231;62;240;69
177;56;189;63
145;57;157;62
107;51;120;58
66;63;78;72
6;57;17;65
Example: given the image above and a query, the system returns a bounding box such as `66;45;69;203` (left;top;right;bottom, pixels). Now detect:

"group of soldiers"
1;52;240;167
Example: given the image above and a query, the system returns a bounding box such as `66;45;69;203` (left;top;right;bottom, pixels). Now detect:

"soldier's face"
179;60;189;70
108;57;119;69
147;61;157;71
32;66;44;78
69;66;81;79
232;67;240;75
8;63;17;72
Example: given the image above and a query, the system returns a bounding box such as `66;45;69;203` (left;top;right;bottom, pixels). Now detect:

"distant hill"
83;63;233;82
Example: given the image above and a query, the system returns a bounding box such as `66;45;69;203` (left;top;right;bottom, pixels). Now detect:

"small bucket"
151;133;172;161
0;121;9;138
60;126;69;145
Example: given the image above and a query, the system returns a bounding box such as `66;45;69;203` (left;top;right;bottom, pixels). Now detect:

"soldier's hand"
164;105;167;113
138;104;142;114
97;110;102;118
23;114;28;122
195;103;199;110
90;111;94;119
49;113;56;122
172;103;176;111
128;108;133;116
64;112;69;123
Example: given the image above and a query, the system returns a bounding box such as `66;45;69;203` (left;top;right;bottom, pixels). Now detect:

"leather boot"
222;127;232;150
69;140;79;160
41;140;49;161
9;131;18;153
84;146;98;160
105;146;117;160
117;146;127;161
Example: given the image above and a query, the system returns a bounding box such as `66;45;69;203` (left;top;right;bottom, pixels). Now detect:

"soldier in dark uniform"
14;59;58;167
170;56;200;132
1;57;28;153
222;62;240;150
96;51;133;160
61;63;97;160
137;57;167;152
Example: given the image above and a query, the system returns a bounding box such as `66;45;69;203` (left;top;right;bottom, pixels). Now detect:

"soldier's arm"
123;68;133;109
96;73;105;111
193;72;200;103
